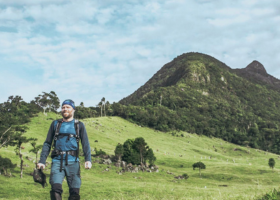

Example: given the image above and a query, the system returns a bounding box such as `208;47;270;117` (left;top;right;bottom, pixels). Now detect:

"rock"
103;159;112;165
121;161;126;168
115;161;121;168
131;167;138;173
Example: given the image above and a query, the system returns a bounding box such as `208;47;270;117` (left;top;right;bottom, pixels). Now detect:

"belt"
52;150;78;172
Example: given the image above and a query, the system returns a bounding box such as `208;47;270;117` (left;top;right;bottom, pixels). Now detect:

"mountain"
233;60;280;91
120;52;232;105
113;52;280;154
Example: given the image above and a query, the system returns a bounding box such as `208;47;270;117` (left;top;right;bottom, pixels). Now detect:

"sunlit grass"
1;112;280;199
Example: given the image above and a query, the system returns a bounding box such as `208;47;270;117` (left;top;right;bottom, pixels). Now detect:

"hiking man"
37;99;92;200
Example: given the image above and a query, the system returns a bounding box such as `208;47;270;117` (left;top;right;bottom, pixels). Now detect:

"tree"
105;101;111;116
114;143;124;162
268;158;275;170
122;139;135;164
0;155;16;176
12;130;35;178
121;137;156;165
101;97;106;116
98;102;103;117
192;161;206;177
0;96;25;148
48;91;60;112
33;91;60;115
133;137;147;164
146;148;156;165
29;140;43;169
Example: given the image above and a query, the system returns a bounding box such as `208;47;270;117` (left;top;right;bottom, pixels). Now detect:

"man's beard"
61;111;73;119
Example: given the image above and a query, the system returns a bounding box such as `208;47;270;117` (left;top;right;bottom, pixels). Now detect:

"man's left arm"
79;122;92;168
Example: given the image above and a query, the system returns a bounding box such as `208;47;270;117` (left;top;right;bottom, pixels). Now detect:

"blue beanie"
62;99;75;110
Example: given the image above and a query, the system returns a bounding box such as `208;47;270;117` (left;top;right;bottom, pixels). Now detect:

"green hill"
115;52;280;154
1;112;280;199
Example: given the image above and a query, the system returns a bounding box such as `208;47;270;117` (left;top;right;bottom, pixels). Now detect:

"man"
37;99;92;200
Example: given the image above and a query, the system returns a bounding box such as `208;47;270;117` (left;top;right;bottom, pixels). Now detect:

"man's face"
61;105;74;119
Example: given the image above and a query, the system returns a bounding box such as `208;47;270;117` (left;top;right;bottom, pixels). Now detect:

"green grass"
1;112;280;199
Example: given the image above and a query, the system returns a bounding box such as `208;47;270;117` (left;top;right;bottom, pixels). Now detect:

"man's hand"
85;161;92;169
37;163;45;170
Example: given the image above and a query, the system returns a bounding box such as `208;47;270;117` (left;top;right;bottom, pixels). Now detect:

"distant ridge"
233;60;280;90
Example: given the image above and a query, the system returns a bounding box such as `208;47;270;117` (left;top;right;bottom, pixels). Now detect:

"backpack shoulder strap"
74;119;79;138
74;119;80;161
52;119;63;149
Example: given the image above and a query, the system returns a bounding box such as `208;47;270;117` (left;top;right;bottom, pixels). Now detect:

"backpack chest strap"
52;119;80;149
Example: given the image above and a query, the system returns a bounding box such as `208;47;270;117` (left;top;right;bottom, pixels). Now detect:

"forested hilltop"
114;52;280;154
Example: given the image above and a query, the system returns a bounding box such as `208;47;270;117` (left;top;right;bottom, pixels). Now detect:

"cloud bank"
0;0;279;106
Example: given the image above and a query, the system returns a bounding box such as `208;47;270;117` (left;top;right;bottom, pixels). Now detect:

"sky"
0;0;280;107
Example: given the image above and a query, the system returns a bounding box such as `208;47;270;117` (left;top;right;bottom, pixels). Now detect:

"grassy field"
0;112;280;200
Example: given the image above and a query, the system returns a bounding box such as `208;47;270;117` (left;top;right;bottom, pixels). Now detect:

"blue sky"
0;0;280;107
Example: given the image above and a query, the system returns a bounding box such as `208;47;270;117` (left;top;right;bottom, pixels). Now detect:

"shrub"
182;173;189;180
95;148;106;156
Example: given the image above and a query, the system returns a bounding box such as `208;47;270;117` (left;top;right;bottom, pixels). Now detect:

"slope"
0;112;280;200
114;52;280;154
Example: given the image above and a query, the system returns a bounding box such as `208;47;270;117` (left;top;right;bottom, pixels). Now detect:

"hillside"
115;52;280;154
1;113;280;199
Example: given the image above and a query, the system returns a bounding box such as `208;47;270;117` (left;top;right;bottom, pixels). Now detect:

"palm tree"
98;102;103;117
101;97;106;116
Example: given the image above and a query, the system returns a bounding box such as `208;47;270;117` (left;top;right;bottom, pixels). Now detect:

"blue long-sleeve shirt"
39;119;92;164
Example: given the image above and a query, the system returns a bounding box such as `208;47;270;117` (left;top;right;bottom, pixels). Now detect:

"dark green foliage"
146;148;156;165
122;139;140;165
11;132;36;178
33;91;60;114
0;155;16;175
0;96;40;149
182;173;189;180
133;137;147;164
113;52;280;154
268;158;275;170
192;161;206;177
75;105;98;119
193;162;206;170
29;140;43;169
95;148;107;156
114;143;124;161
120;137;156;165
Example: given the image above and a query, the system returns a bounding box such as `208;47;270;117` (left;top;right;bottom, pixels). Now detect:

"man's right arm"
38;121;55;165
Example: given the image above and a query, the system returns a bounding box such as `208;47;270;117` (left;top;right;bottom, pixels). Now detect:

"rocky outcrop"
92;155;159;174
234;61;280;90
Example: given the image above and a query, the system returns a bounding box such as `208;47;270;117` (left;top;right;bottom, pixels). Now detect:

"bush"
182;173;189;180
95;148;106;156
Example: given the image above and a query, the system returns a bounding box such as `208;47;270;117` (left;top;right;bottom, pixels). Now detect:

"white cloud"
0;0;280;106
